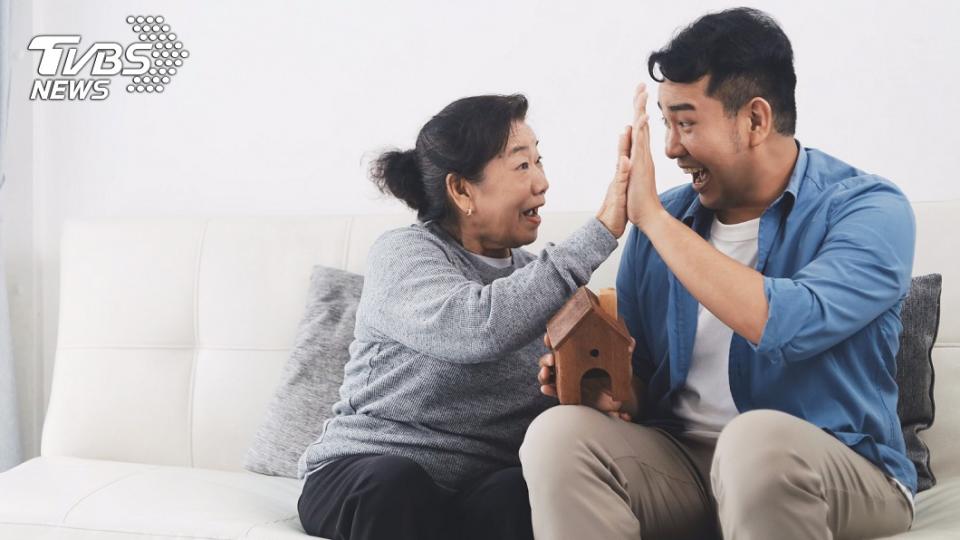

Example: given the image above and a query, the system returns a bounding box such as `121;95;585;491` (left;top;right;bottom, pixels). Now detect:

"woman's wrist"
595;209;624;239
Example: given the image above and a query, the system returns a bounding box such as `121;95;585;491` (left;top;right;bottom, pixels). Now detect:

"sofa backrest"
40;204;957;480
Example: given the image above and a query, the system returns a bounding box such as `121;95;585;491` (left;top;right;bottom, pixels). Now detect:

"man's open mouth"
682;167;710;191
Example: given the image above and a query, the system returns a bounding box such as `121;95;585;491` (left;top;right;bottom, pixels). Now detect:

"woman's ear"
445;173;473;215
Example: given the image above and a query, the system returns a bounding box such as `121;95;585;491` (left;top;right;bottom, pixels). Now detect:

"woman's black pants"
298;454;534;540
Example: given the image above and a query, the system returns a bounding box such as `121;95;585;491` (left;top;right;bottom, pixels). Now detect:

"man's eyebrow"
667;103;696;112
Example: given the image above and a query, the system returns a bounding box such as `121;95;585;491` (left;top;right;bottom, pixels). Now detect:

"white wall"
4;0;960;462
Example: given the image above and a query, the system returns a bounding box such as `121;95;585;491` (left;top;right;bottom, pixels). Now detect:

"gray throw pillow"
895;273;942;492
243;265;363;478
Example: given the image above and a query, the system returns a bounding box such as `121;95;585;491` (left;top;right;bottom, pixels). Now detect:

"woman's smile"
521;204;543;226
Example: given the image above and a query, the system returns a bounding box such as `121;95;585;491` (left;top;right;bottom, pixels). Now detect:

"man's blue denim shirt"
616;142;918;494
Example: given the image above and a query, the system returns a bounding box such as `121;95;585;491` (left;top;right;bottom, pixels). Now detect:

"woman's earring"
466;207;474;216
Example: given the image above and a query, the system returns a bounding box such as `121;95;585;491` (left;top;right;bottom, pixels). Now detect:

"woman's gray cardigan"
299;217;618;489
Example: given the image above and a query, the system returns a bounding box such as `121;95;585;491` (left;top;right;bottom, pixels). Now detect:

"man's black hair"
648;7;797;135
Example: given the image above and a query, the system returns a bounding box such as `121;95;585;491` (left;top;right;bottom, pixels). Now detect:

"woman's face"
458;121;549;257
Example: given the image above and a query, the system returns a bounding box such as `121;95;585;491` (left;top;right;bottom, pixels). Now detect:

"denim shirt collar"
679;140;808;233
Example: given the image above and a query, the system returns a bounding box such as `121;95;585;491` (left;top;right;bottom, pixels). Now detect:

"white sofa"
0;205;957;539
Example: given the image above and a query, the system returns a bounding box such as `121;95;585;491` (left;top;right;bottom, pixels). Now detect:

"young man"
522;7;916;539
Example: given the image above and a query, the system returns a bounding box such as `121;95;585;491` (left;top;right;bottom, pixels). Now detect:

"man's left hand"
626;83;667;228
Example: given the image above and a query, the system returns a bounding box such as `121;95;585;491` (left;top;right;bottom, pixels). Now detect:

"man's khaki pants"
519;407;912;540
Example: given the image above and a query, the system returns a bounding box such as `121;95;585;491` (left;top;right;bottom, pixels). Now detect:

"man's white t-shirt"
670;215;914;510
673;215;760;438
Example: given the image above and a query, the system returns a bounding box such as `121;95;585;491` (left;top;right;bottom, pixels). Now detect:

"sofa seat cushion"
0;456;319;539
1;456;956;540
883;476;960;538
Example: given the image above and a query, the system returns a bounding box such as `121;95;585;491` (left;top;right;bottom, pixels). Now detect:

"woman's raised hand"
595;124;633;238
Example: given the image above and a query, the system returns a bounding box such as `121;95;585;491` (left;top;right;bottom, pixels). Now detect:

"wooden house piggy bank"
545;287;635;405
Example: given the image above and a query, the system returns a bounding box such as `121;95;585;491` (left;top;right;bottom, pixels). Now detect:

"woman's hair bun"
370;149;427;212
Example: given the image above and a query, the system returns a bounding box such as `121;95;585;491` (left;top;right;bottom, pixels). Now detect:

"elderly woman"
297;94;634;540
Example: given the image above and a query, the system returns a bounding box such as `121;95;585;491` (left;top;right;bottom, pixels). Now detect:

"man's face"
657;76;753;212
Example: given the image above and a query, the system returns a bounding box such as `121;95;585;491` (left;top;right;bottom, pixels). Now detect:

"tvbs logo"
28;15;189;101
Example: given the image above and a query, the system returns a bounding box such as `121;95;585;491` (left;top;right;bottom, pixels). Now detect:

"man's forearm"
638;209;768;344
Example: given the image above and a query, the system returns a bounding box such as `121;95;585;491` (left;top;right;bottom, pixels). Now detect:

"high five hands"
595;83;666;237
550;84;663;419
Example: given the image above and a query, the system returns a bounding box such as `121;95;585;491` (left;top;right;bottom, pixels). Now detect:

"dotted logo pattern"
123;15;188;94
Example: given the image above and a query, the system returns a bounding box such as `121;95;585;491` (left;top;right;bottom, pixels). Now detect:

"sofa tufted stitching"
188;221;210;468
341;216;355;269
59;466;164;524
238;515;300;538
0;521;231;539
